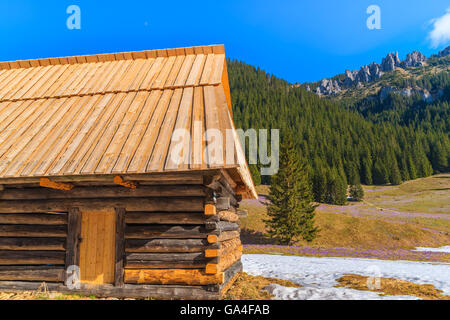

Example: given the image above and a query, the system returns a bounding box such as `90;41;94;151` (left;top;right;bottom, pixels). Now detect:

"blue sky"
0;0;449;83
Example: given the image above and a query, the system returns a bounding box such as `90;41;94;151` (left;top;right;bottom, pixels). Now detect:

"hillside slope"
227;59;449;188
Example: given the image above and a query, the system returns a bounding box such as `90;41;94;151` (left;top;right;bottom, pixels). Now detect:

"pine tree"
349;183;364;201
265;133;318;244
390;160;402;185
324;169;347;205
249;164;261;185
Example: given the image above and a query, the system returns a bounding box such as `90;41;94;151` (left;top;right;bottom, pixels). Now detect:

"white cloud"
428;7;450;48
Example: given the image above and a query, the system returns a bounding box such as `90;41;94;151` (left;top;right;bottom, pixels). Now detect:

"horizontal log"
125;252;218;268
0;266;64;282
218;210;239;223
0;281;221;299
0;213;67;225
125;261;210;269
125;225;214;239
0;225;67;237
126;252;207;262
219;260;243;295
0;250;65;265
0;172;215;185
204;238;242;258
0;197;204;213
125;239;216;253
205;247;243;274
207;231;240;244
125;212;205;225
0;185;206;200
0;237;66;250
0;225;67;238
124;269;224;285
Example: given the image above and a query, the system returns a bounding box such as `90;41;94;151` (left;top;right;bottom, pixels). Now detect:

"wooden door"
79;210;116;284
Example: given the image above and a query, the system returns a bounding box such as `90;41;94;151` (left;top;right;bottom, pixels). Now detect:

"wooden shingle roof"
0;45;257;198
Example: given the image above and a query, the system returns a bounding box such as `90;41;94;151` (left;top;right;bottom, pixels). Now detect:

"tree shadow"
240;229;280;245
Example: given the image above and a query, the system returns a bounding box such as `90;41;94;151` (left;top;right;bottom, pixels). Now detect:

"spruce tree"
349;183;364;201
265;133;318;244
324;169;347;205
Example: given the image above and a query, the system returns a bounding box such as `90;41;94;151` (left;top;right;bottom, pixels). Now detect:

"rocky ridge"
299;47;448;98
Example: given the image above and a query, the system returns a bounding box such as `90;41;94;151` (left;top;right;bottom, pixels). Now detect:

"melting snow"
242;254;450;300
415;246;450;253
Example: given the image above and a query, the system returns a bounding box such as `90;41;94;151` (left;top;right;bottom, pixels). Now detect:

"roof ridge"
0;44;225;70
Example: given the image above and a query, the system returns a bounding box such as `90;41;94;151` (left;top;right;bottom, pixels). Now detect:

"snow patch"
242;254;450;300
264;284;417;300
415;246;450;253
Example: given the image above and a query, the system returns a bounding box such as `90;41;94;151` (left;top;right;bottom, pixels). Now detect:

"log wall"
0;211;67;283
0;172;245;299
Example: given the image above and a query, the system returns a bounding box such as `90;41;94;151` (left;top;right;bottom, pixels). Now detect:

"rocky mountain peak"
310;48;450;96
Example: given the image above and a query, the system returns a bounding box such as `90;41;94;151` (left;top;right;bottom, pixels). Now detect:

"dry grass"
240;174;450;251
240;202;449;250
224;272;301;300
335;274;450;300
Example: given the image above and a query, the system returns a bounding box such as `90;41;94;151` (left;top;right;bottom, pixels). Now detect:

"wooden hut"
0;45;257;299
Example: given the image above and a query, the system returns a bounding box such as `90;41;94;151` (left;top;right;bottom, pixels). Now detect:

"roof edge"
0;44;225;70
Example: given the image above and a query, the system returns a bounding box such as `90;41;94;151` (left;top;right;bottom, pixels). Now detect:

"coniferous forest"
228;59;450;204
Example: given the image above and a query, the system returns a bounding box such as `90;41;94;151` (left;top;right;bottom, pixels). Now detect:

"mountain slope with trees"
227;59;450;204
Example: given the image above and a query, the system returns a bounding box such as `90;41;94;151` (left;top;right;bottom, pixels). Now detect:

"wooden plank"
95;91;148;174
112;90;162;173
0;225;67;237
0;250;65;265
125;212;205;225
190;86;205;170
65;208;81;286
0;266;64;282
0;237;66;251
32;95;103;176
125;239;215;253
115;208;125;287
0;185;206;200
0;281;220;300
165;87;194;171
47;94;115;176
80;92;137;175
0;213;67;225
125;224;212;239
0;98;72;177
173;55;195;88
185;54;206;87
124;269;224;285
199;54;215;85
127;90;173;173
146;88;183;172
60;93;127;175
0;197;204;213
151;56;176;89
164;55;185;88
79;210;116;285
